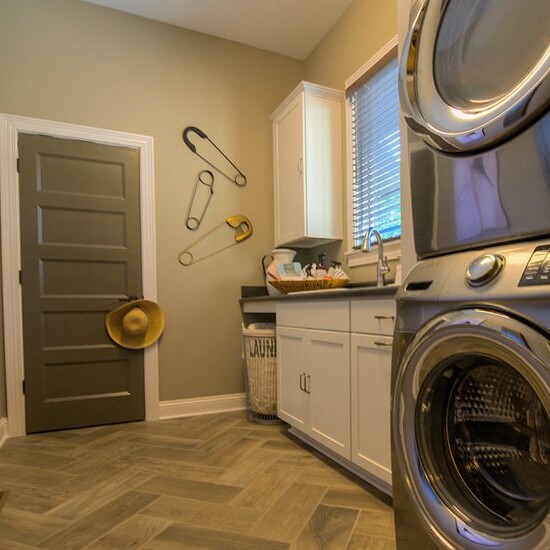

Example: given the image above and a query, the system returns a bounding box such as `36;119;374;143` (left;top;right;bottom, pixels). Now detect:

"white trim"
0;113;159;436
345;35;398;90
159;393;247;420
0;418;8;448
344;36;401;268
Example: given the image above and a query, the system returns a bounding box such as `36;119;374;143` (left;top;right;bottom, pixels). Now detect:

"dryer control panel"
519;245;550;286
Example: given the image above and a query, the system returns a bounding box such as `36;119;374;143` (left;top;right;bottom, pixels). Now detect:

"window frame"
345;35;401;267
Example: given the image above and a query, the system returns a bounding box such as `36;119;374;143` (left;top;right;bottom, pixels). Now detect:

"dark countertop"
240;283;399;305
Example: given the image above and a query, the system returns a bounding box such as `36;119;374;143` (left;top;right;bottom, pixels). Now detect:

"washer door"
400;0;550;152
394;309;550;549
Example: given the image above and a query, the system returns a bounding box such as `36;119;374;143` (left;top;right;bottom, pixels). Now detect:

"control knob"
466;253;505;287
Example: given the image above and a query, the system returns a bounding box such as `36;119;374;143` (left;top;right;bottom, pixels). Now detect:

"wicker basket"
268;279;349;294
242;326;278;421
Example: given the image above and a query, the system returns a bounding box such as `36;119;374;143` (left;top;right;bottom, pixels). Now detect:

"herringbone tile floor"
0;411;396;548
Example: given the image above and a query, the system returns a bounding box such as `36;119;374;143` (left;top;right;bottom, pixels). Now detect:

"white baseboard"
0;418;8;449
159;393;246;420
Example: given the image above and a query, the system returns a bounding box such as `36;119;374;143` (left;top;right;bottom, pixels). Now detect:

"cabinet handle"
374;315;395;320
374;341;393;347
305;374;311;394
299;373;305;392
297;158;303;175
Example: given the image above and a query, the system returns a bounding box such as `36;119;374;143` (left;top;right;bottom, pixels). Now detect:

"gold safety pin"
177;215;253;266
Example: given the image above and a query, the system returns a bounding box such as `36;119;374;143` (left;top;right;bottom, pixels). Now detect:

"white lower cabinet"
351;333;393;485
277;326;350;458
277;296;395;494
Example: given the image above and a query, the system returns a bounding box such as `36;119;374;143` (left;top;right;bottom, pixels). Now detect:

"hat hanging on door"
105;299;165;349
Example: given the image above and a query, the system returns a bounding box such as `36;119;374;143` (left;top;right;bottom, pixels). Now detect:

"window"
346;38;401;262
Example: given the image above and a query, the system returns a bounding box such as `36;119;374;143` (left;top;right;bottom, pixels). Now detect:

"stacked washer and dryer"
392;1;550;549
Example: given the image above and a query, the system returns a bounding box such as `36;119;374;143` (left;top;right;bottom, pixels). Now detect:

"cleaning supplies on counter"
262;248;297;296
267;251;350;294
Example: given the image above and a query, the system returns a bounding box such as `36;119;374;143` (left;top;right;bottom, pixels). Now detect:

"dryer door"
394;308;550;549
401;0;550;152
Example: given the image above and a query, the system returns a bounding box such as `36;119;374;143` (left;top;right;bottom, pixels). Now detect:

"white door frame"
0;113;160;437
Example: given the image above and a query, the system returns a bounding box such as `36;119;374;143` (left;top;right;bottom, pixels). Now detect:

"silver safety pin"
185;170;214;230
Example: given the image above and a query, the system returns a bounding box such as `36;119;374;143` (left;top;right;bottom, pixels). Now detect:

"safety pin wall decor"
183;126;247;187
185;170;215;230
178;215;253;266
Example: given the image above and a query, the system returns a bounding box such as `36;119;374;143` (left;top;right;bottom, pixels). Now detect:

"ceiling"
83;0;354;60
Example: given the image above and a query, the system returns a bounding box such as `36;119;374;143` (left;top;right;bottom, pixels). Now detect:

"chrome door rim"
400;0;550;152
393;308;550;549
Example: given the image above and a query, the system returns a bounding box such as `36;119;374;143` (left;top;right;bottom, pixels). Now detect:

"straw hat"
105;300;165;349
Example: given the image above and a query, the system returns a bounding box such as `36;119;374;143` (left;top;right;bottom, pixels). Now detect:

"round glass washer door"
394;309;550;549
400;0;550;152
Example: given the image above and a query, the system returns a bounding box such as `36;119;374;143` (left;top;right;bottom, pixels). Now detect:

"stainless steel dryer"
400;0;550;258
392;240;550;549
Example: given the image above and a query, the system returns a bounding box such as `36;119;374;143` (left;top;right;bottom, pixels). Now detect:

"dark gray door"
18;133;145;433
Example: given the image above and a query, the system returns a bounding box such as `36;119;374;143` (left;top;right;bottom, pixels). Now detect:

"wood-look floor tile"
0;412;396;548
88;514;172;549
205;436;264;468
1;482;64;514
322;486;391;511
38;490;159;549
137;475;242;504
131;443;209;464
48;469;152;520
296;465;360;490
0;446;77;471
292;504;359;549
109;454;225;482
352;508;396;538
0;508;67;546
347;534;397;549
229;460;300;512
128;433;202;451
216;447;279;487
0;463;75;490
250;482;327;543
145;522;290;549
141;495;262;535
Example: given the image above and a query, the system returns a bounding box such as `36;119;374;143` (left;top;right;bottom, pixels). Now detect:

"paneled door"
18;133;145;433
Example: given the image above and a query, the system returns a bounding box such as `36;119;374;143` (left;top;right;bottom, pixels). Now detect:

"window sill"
346;239;401;268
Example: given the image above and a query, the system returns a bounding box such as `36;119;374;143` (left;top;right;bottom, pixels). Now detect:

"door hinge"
16;158;20;173
22;380;26;394
19;270;22;284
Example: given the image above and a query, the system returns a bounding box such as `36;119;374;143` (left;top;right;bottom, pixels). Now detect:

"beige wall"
0;0;302;407
304;0;399;283
0;0;400;419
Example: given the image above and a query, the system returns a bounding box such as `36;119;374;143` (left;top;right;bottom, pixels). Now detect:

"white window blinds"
349;56;401;249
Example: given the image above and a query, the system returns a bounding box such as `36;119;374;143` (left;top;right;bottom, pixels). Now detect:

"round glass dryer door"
394;309;550;549
400;0;550;152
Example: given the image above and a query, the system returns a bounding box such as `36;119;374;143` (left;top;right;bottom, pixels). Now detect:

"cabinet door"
277;326;308;429
307;330;350;458
351;333;392;485
273;96;305;246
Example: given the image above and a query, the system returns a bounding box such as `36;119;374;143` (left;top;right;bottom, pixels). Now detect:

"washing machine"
392;240;550;549
394;1;550;547
400;0;550;259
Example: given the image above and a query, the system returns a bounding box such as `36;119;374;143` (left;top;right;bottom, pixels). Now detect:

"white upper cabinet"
271;81;343;248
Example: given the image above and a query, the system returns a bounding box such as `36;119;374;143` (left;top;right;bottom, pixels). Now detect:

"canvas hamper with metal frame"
242;323;280;424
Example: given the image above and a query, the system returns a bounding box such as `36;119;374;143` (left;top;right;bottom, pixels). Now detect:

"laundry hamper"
242;323;281;424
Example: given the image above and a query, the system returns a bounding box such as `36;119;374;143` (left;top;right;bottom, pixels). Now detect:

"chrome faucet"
361;228;390;286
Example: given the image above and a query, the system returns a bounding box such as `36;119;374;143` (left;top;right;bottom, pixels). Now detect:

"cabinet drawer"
351;298;396;335
277;299;349;331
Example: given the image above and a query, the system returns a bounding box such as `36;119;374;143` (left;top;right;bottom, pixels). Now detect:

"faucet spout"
361;228;390;286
